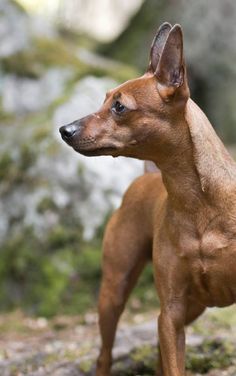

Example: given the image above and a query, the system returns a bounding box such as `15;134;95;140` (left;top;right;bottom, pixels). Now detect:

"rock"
0;0;30;57
29;15;57;40
54;75;117;125
0;74;142;245
2;68;73;115
0;0;57;60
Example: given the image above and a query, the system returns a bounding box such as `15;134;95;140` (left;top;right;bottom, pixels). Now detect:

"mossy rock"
111;339;236;375
1;37;87;78
1;34;139;83
112;345;157;375
186;338;235;373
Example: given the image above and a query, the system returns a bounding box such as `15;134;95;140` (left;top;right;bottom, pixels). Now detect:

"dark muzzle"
59;120;81;141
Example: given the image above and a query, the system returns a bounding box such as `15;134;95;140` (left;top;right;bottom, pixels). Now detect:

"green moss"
34;37;86;71
58;26;98;51
79;359;94;373
32;124;50;143
1;37;87;78
0;209;159;317
47;226;80;250
77;245;101;281
131;345;154;363
192;306;236;337
63;349;79;362
0;219;102;317
10;364;19;374
37;197;57;214
112;339;235;375
44;352;61;365
1;33;138;84
131;345;156;371
0;107;15;123
186;339;235;373
113;345;157;375
0;142;37;189
19;143;37;170
0;152;13;180
208;306;236;329
89;65;138;83
0;311;33;335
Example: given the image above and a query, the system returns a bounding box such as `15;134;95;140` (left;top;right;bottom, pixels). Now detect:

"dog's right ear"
147;22;172;73
154;24;189;102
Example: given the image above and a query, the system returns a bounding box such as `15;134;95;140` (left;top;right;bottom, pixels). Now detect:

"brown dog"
60;23;236;376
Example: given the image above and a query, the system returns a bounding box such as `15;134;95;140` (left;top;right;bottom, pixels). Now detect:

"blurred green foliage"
1;34;138;84
112;338;235;375
0;221;157;317
0;218;101;316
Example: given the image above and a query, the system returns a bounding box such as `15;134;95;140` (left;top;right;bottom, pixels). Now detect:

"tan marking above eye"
105;90;138;111
119;93;138;111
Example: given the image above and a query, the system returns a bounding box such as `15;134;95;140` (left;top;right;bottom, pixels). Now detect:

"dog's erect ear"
147;22;172;73
155;24;188;101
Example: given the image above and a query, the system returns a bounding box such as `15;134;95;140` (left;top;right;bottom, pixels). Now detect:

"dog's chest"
178;225;236;307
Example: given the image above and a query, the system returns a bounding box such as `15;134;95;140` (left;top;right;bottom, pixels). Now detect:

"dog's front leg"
154;237;189;376
158;299;186;376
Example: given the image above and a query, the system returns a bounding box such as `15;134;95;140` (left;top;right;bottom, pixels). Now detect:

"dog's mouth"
74;145;118;157
60;130;119;157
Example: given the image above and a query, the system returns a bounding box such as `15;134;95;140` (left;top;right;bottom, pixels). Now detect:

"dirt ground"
0;306;236;375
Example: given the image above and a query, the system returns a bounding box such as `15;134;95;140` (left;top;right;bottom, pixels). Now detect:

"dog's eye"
112;101;126;114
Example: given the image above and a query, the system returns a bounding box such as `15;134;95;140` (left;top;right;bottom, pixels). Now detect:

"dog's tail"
144;161;160;173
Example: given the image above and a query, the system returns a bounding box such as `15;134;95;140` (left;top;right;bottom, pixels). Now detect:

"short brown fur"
60;23;236;376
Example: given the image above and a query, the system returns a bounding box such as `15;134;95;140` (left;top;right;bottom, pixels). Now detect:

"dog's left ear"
155;24;189;102
147;22;172;73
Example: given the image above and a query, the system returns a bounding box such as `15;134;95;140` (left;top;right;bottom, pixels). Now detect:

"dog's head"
60;23;190;162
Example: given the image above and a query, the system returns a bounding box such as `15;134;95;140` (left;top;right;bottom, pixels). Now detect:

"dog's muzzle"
59;121;80;141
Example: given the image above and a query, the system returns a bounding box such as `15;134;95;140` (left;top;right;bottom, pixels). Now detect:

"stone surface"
2;69;72;114
0;74;142;244
0;309;236;375
0;0;29;57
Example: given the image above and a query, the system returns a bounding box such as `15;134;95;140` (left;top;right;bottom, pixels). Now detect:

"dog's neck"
186;99;236;191
154;98;236;214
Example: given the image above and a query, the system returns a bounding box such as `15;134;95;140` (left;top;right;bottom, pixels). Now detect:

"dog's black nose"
59;124;77;139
